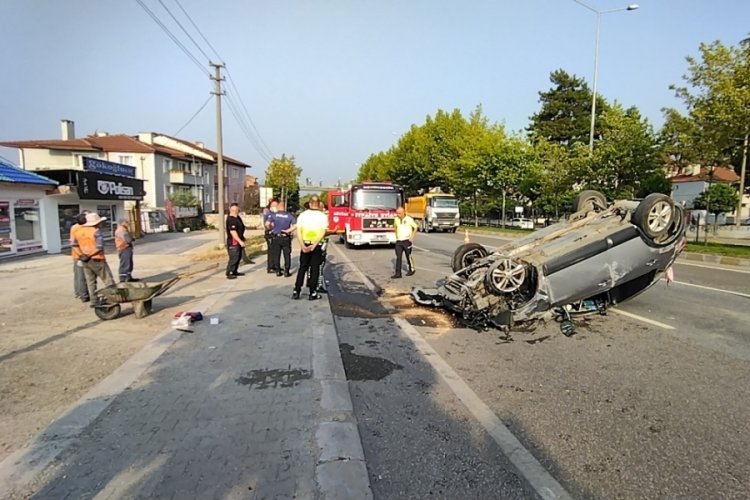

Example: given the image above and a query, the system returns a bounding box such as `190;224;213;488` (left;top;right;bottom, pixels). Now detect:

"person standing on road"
269;201;296;277
114;219;138;283
225;203;246;280
392;206;418;279
70;212;89;302
264;199;279;274
72;212;115;304
293;196;328;300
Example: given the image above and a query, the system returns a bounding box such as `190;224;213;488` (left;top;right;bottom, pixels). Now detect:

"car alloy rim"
489;258;526;293
647;201;673;233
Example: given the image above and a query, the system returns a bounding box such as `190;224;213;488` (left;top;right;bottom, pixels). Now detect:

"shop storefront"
0;161;58;258
39;159;144;253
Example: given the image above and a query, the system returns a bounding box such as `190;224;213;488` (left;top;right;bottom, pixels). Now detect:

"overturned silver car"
412;191;687;334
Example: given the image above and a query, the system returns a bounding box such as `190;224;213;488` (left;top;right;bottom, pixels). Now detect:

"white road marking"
331;242;571;500
415;265;449;275
675;260;750;275
610;308;676;330
394;317;571;500
429;231;516;242
666;279;750;299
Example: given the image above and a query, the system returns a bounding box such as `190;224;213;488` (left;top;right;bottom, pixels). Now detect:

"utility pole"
736;133;748;227
211;61;226;247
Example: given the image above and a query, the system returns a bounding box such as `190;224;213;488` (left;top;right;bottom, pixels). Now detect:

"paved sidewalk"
0;255;371;499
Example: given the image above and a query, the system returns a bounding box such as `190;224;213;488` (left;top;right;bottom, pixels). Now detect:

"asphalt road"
326;231;750;499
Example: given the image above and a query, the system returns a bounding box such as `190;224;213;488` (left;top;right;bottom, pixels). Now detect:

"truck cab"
327;182;404;247
406;193;460;233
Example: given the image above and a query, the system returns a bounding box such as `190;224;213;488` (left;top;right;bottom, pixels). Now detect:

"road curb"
679;252;750;268
313;297;373;499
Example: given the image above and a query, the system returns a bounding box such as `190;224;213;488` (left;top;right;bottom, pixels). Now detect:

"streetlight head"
626;4;639;10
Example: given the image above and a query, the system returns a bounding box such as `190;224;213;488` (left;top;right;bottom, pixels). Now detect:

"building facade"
0;159;59;257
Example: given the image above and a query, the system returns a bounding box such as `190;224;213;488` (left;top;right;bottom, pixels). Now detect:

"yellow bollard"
464;229;470;244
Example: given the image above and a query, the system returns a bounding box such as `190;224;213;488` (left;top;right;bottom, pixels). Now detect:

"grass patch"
192;235;266;262
459;225;533;236
685;242;750;258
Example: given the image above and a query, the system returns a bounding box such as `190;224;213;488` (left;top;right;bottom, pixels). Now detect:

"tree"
693;183;740;216
672;40;750;225
672;40;750;164
264;154;302;211
168;190;200;207
528;69;608;147
657;107;699;170
583;104;662;199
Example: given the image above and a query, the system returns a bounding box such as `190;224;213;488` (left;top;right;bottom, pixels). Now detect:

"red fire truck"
327;182;405;247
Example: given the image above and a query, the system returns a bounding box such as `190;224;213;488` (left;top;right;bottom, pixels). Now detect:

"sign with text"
78;171;144;201
83;157;136;178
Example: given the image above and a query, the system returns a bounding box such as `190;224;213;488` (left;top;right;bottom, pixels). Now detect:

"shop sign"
83;157;136;178
78;171;144;201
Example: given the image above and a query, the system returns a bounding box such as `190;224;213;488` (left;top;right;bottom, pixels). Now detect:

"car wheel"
485;258;526;295
572;190;607;213
633;193;676;240
451;243;489;272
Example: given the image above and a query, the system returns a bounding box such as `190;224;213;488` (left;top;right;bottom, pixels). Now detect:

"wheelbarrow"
92;264;217;321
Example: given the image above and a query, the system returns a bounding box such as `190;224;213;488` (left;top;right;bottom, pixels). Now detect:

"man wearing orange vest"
72;212;115;304
114;219;137;283
70;212;89;302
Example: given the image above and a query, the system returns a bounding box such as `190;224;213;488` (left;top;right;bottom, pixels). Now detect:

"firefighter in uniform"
114;219;137;282
72;212;115;303
293;196;328;300
392;206;418;278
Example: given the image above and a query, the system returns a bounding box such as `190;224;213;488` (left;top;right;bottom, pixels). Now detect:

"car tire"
451;243;489;272
485;258;527;295
572;190;607;214
633;193;678;243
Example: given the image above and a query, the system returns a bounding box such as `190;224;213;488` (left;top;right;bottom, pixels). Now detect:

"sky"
1;0;749;186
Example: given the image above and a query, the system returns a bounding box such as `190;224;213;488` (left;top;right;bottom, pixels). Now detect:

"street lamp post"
573;1;639;152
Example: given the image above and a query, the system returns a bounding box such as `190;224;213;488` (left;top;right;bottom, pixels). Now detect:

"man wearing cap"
72;212;115;303
114;219;138;283
293;196;328;300
268;201;296;277
70;212;89;302
392;206;418;279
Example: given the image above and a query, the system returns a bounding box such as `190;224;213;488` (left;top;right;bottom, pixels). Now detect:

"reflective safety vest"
394;216;417;240
70;224;82;261
74;226;106;260
115;225;131;251
297;209;328;243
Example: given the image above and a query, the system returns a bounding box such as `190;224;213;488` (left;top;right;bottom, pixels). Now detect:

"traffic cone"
464;229;470;244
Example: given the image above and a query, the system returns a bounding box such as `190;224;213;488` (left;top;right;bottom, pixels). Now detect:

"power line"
134;0;209;76
225;92;272;164
168;0;275;159
172;0;224;62
225;70;275;159
155;0;212;62
173;94;213;136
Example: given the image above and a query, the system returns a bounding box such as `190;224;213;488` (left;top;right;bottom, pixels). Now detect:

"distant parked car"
510;218;534;229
